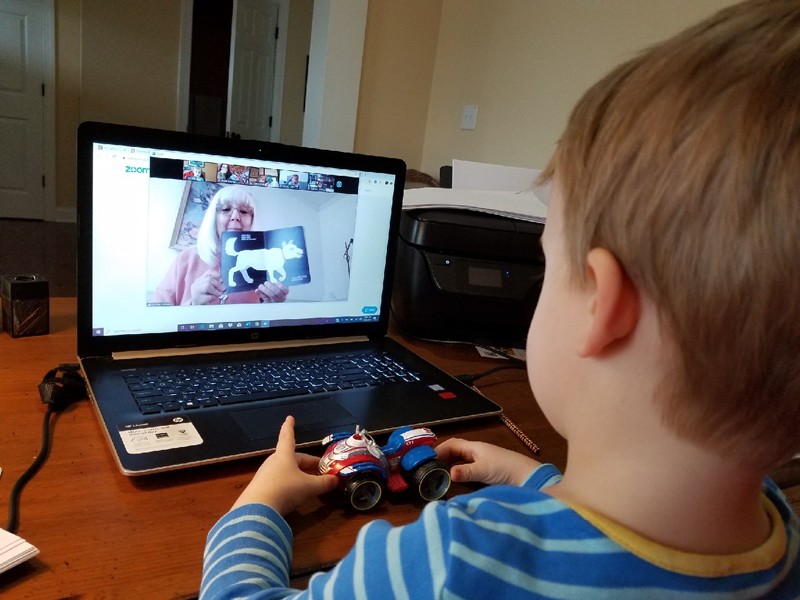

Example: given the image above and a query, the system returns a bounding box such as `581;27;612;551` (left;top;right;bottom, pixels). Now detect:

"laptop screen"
77;122;406;357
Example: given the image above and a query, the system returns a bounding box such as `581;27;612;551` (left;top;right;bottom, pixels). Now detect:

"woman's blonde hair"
540;0;800;468
196;185;256;264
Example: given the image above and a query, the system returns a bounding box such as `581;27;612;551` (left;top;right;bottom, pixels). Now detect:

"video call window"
279;171;308;190
182;160;207;181
308;173;336;192
251;168;279;187
216;163;251;184
145;179;358;308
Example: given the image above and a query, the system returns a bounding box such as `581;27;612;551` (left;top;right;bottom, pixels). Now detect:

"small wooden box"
1;274;49;338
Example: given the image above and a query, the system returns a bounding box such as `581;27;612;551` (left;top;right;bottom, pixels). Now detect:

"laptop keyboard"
125;351;421;415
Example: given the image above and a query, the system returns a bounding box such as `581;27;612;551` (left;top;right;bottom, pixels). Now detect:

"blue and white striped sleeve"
200;503;300;600
521;463;563;490
201;499;459;599
201;464;563;599
300;468;562;599
302;501;454;599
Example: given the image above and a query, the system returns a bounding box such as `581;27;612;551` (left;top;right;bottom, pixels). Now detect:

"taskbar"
91;315;380;337
176;314;380;332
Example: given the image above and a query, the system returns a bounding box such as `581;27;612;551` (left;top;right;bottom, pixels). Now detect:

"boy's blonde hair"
540;0;800;469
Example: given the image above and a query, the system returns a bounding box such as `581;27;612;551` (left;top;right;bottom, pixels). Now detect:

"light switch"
461;105;478;130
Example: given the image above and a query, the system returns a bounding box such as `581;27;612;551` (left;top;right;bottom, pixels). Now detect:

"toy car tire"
410;459;451;502
344;473;385;511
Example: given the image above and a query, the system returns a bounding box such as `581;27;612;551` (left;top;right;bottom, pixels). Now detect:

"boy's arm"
201;502;295;599
201;497;455;599
231;416;338;515
201;415;562;600
201;464;562;600
436;437;544;486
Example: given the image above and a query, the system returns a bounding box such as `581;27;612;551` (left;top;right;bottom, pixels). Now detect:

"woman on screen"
152;185;289;306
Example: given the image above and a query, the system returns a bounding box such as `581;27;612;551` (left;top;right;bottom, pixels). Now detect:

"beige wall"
55;0;182;210
51;0;739;210
353;0;442;171
418;0;738;177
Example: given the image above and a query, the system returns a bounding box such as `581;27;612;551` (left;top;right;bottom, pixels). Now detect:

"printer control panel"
424;252;542;300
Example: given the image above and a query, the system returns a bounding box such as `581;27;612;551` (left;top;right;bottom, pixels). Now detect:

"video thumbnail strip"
151;157;359;194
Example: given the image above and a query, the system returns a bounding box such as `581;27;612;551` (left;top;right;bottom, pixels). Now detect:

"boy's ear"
578;247;639;357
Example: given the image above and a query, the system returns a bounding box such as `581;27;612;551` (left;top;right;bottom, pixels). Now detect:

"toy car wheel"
344;474;384;511
411;460;451;502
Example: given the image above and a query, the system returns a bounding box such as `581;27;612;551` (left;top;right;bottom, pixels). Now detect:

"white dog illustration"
225;237;305;287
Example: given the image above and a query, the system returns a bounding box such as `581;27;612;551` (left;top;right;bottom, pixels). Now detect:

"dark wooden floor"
0;219;77;296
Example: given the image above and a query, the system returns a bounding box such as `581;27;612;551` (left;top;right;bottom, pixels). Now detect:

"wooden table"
0;298;568;599
3;299;799;598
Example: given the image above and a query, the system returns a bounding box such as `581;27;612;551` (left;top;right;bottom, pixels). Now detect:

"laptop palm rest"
231;397;358;442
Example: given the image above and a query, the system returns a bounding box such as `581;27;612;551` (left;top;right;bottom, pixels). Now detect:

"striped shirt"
201;464;800;599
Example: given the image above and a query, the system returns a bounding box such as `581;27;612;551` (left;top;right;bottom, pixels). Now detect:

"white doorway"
226;0;280;141
0;0;56;220
178;0;366;151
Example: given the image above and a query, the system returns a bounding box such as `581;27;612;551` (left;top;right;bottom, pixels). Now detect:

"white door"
227;0;279;141
0;0;46;219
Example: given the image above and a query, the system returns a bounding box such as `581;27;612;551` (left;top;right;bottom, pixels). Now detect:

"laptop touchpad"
231;398;359;442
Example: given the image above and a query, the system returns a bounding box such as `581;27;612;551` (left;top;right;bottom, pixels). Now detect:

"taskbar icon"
334;315;379;323
178;320;267;332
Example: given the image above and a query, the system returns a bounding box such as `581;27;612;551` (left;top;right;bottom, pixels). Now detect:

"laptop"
76;121;501;475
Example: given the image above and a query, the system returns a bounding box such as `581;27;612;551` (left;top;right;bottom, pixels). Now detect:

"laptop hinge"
111;336;370;361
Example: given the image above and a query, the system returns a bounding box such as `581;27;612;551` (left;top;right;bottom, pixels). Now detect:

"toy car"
318;425;451;511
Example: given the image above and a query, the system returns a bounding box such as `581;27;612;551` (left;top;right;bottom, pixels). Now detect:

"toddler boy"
201;1;800;597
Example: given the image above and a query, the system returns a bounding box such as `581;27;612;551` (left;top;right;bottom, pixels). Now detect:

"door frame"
177;0;289;143
225;0;281;140
42;0;60;221
5;0;58;221
177;0;366;151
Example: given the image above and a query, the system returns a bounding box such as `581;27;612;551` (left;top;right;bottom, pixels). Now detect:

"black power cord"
456;363;527;387
456;344;527;386
6;364;87;534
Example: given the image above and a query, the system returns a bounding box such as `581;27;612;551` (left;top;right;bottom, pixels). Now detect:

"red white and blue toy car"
318;425;451;511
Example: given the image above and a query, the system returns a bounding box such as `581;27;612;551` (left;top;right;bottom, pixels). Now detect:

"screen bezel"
76;121;406;358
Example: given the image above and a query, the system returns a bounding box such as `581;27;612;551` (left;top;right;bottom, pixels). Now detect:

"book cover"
221;226;311;291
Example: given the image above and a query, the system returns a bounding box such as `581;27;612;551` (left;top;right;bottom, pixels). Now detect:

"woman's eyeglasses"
217;204;253;218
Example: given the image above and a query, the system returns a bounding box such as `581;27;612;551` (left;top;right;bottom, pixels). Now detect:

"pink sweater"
152;247;258;305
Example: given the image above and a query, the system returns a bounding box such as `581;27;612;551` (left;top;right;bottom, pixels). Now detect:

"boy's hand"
232;416;338;516
436;438;542;487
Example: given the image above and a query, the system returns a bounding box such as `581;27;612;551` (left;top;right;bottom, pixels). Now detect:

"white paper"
452;159;543;193
402;187;548;223
0;528;39;574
